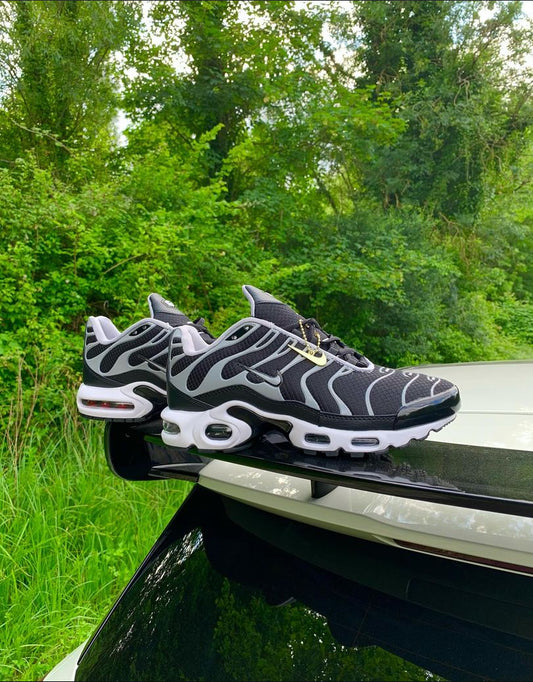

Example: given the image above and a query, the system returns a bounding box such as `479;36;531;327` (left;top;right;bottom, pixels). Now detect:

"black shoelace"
293;317;369;368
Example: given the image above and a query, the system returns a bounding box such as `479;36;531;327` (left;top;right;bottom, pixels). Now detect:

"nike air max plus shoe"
161;285;460;455
77;294;213;422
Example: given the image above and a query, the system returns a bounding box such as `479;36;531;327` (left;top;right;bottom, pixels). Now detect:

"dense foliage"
1;0;532;445
1;2;532;680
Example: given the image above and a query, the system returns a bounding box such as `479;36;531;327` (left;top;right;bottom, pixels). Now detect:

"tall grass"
1;406;192;681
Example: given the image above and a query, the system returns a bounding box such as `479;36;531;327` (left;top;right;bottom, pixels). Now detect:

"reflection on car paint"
76;487;533;682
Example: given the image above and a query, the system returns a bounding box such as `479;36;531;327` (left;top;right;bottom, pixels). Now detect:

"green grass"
0;408;192;682
1;404;446;682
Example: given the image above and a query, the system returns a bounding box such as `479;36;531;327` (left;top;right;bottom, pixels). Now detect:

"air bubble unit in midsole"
351;437;379;446
81;399;135;411
162;421;181;434
77;382;165;421
304;434;331;445
205;424;233;440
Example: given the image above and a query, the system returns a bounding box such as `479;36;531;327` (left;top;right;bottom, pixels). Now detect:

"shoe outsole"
160;400;457;455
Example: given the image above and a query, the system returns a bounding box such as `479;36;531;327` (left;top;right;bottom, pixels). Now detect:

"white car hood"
414;360;533;451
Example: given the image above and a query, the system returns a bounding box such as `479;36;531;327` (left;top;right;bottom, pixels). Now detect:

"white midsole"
160;401;456;453
77;382;165;420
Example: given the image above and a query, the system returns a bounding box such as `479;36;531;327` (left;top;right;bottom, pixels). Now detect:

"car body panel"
417;360;533;449
199;458;533;574
43;642;86;681
197;360;533;576
67;488;533;681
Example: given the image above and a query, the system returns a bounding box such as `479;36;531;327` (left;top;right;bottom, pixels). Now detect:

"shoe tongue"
147;294;192;327
242;285;303;330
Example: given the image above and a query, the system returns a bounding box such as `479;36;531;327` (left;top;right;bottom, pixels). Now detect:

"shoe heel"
161;406;253;450
77;383;163;421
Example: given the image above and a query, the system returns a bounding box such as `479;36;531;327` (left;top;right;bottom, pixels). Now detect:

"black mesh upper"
221;336;286;380
331;370;383;416
244;285;303;330
170;353;196;377
363;369;412;415
279;360;318;403
187;327;265;391
250;352;295;377
411;375;455;400
171;345;184;360
255;329;277;348
306;362;344;413
129;335;171;367
253;302;302;331
148;293;192;327
96;325;162;373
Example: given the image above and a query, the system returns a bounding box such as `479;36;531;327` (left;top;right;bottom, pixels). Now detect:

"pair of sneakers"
77;285;460;455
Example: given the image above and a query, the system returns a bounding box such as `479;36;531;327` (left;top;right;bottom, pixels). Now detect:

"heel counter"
82;317;96;384
167;329;207;411
82;317;112;387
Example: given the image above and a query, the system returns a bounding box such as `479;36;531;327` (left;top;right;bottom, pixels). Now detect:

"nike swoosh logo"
240;364;283;387
288;343;327;366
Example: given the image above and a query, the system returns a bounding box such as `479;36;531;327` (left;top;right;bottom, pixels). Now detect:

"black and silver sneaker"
161;285;460;454
77;294;213;422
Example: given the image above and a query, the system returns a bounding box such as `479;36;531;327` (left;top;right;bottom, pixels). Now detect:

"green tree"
124;0;334;193
1;0;532;446
0;0;140;176
350;0;533;217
